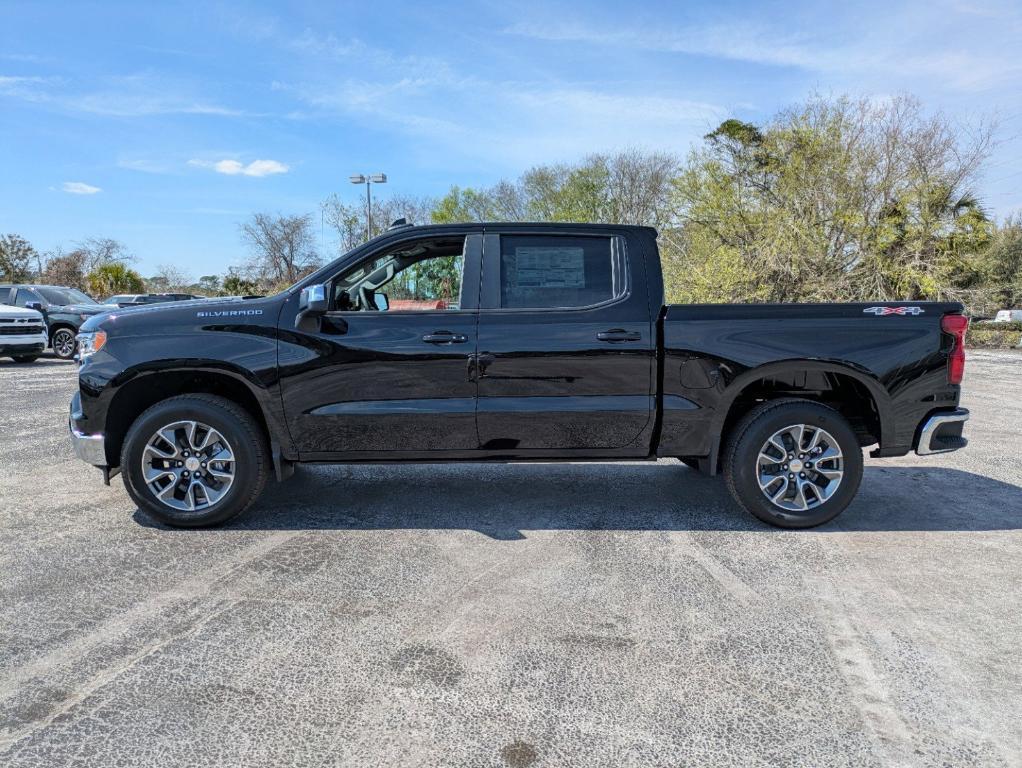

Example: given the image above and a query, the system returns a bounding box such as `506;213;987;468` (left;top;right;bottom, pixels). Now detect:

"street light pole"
349;173;387;239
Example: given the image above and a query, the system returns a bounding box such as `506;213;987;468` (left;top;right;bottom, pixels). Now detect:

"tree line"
2;94;1019;313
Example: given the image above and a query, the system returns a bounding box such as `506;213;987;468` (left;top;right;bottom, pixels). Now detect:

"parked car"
0;284;107;359
0;304;48;362
68;222;970;530
993;309;1022;323
102;293;203;308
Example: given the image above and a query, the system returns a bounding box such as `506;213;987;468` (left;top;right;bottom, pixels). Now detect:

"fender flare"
105;359;296;468
705;359;893;474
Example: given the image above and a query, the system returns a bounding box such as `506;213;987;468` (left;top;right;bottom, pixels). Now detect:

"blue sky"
2;0;1021;278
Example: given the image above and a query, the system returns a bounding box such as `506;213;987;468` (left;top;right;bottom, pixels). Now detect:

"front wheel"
121;394;269;527
51;328;77;360
723;399;863;529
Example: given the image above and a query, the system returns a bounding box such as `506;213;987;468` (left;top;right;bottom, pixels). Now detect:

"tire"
12;355;40;363
51;328;77;360
121;394;269;527
723;398;863;529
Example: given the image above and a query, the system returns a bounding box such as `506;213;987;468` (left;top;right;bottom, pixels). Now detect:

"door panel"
279;233;481;456
475;231;655;453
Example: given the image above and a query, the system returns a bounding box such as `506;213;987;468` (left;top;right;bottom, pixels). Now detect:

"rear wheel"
51;328;77;360
121;394;269;527
724;399;863;528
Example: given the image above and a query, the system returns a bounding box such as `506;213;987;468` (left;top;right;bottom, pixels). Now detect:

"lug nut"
176;461;183;467
788;473;794;479
182;471;189;478
783;464;789;470
183;451;190;457
200;461;206;468
799;472;806;478
805;462;812;468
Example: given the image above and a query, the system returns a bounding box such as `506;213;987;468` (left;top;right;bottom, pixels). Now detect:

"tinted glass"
34;287;95;305
14;289;41;307
0;287;10;303
499;235;618;309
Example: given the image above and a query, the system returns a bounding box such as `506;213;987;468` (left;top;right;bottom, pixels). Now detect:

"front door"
475;230;655;454
279;232;482;457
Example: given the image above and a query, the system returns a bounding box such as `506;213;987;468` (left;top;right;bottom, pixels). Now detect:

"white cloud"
61;181;101;195
503;7;1022;92
189;158;289;177
0;72;247;117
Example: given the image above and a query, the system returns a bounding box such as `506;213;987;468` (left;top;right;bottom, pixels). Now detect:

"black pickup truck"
69;222;970;529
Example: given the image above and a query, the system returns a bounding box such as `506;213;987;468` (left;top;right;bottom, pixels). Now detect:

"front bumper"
0;332;47;354
915;408;969;455
69;393;106;467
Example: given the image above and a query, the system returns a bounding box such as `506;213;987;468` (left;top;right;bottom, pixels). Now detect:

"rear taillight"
941;313;968;385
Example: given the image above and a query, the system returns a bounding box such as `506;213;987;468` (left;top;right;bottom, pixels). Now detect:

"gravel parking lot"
1;351;1020;767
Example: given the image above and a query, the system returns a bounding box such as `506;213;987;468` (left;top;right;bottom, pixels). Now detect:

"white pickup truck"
0;305;48;362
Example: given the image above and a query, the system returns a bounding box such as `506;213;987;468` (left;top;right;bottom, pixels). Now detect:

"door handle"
422;331;468;344
597;329;641;342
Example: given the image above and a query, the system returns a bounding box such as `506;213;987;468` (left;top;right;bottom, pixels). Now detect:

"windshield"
37;287;98;305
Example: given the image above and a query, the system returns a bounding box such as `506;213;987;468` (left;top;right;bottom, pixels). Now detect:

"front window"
332;236;465;311
14;289;42;308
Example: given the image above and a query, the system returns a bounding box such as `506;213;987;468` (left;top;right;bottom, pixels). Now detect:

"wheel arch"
103;364;287;472
706;359;892;475
48;322;77;343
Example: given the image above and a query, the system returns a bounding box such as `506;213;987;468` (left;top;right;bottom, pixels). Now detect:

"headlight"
77;330;107;359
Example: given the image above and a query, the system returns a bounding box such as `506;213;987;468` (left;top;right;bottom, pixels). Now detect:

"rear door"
475;229;655;454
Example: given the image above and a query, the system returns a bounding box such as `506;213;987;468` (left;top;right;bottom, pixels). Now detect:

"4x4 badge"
863;306;924;316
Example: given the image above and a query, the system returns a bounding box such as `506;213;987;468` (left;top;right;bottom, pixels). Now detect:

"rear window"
498;235;622;309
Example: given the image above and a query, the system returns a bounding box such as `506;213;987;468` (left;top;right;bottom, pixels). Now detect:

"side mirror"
25;301;43;312
374;293;389;312
295;283;329;329
298;283;328;313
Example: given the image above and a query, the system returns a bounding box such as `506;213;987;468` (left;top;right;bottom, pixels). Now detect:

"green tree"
221;270;260;296
86;262;145;296
0;234;38;282
976;215;1022;312
197;275;222;296
671;94;995;306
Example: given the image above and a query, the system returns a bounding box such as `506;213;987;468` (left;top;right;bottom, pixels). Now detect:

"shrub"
968;325;1022;348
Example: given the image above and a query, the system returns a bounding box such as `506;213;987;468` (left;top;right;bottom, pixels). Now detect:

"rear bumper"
915;408;969;455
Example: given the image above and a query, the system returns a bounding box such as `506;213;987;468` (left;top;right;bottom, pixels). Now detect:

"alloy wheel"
756;423;844;512
53;329;76;359
140;420;236;512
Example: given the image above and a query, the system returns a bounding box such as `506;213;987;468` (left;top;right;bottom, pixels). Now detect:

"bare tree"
72;237;134;273
240;213;320;287
40;247;87;289
148;264;193;292
321;194;435;256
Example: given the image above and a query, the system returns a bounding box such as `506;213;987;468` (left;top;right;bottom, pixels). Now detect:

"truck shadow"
134;462;1022;537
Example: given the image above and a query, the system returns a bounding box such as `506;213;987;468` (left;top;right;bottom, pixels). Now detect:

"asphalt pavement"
1;351;1020;767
